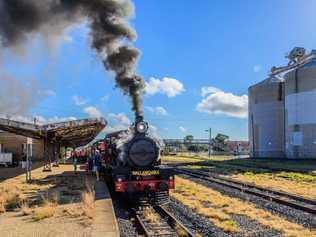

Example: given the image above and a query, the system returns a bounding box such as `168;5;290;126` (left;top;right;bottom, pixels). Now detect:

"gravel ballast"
179;173;316;229
112;199;137;237
167;199;282;237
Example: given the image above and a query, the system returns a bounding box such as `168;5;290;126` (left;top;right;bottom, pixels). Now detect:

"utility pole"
26;138;32;183
205;128;212;158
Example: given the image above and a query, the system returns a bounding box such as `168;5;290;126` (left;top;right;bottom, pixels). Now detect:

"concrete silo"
284;59;316;158
248;78;285;158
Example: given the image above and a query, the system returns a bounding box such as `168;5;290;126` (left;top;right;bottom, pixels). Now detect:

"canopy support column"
43;139;52;172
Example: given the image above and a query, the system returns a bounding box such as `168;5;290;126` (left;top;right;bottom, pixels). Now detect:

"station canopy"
0;118;107;147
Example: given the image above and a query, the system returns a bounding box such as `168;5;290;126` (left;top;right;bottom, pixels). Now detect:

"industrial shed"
249;47;316;159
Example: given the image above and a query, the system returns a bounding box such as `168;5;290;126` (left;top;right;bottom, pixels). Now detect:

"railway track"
135;205;194;237
174;167;316;215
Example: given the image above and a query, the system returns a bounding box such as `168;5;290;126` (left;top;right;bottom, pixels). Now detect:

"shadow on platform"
0;162;44;182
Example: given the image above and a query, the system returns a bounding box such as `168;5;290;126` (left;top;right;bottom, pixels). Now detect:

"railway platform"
92;181;120;237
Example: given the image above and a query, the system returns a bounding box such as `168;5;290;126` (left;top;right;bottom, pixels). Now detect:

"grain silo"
248;78;285;158
284;59;316;158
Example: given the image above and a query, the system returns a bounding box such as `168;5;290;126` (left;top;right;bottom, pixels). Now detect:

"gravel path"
167;199;282;237
179;174;316;229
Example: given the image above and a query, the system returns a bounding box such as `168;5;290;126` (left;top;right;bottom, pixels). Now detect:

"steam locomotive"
100;117;174;204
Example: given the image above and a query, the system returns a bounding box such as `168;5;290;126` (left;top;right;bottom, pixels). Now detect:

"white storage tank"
284;59;316;158
248;78;285;157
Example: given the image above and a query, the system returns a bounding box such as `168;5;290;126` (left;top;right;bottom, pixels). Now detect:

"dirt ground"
0;163;95;237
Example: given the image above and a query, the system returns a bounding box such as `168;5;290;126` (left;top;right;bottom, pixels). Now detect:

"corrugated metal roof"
0;118;107;147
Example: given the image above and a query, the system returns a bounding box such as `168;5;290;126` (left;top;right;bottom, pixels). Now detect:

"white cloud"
104;113;160;137
154;106;168;116
38;89;56;97
197;86;248;119
72;95;87;106
149;124;158;132
149;124;162;138
179;126;187;133
101;95;110;102
0;115;77;125
103;124;129;134
0;115;42;124
63;35;73;43
107;113;131;125
45;116;77;124
29;116;47;124
145;77;185;97
145;106;168;116
253;64;262;73
83;106;102;118
104;113;131;133
0;74;39;116
201;87;221;97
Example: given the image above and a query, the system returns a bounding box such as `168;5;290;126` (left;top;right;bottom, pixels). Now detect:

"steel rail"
155;205;195;237
134;207;175;237
134;205;195;237
173;166;316;206
174;168;316;215
135;213;156;237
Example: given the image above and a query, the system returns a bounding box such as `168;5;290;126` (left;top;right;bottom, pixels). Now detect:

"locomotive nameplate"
132;170;160;176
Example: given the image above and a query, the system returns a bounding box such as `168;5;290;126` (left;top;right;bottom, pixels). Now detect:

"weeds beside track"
174;168;316;215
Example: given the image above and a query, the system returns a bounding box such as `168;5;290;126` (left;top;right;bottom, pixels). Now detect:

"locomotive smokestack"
0;0;144;118
135;115;144;123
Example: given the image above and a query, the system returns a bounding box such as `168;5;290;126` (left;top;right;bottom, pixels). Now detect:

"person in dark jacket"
93;149;102;181
72;151;78;174
87;150;94;174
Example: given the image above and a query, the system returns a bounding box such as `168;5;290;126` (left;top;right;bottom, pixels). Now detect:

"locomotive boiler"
102;116;174;204
114;117;161;168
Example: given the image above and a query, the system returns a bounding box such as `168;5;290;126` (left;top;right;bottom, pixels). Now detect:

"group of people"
72;148;102;181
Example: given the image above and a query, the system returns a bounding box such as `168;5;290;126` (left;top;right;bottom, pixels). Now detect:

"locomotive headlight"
136;121;148;133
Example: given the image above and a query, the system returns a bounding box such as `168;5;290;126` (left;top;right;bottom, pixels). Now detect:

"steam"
0;0;144;117
0;74;39;116
115;127;134;165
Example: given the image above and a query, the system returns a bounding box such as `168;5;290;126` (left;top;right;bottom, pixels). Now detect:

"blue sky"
2;0;316;140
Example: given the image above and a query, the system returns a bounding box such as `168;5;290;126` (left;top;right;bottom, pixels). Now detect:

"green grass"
164;153;316;176
275;171;316;183
226;159;316;173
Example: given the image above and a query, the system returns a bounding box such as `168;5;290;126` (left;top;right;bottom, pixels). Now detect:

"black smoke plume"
0;0;144;117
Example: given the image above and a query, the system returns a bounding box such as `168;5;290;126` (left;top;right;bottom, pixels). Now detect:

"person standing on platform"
93;149;102;181
72;151;78;174
87;149;94;174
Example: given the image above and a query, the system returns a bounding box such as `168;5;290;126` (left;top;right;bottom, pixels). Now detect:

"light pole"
205;128;212;158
